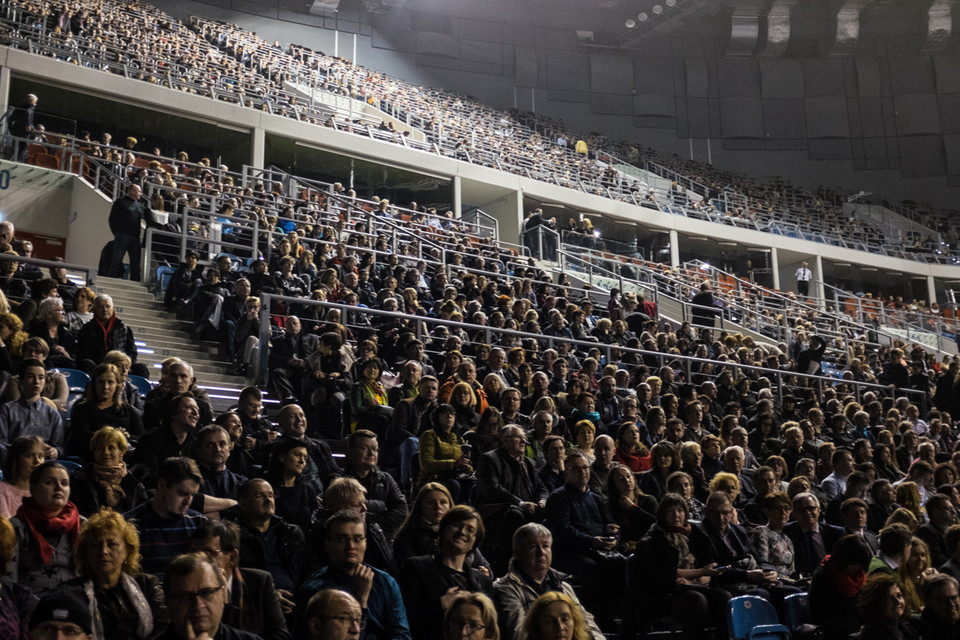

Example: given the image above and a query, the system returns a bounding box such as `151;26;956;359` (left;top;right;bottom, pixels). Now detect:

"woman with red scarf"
8;461;79;597
808;534;874;640
613;421;651;472
621;493;729;640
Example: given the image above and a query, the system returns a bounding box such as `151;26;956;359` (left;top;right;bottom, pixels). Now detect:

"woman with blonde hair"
450;381;480;435
901;536;936;616
522;591;592;640
895;481;924;524
0;312;27;370
0;514;34;639
67;509;163;639
69;427;147;517
443;592;499;640
884;507;920;534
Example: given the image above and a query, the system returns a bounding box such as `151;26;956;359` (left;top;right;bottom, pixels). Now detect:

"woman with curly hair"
0;312;27;372
66;509;164;639
0;514;35;640
855;573;920;640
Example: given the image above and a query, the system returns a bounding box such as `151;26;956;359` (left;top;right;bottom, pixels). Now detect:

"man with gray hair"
722;445;756;502
477;424;547;568
492;523;604;640
75;293;139;373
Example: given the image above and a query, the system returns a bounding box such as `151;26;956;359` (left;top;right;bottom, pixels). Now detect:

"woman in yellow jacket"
418;403;474;503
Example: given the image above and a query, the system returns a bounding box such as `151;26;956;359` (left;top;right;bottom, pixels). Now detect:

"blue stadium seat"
127;374;153;397
727;595;791;640
55;368;91;393
782;593;811;632
156;265;175;295
57;459;83;473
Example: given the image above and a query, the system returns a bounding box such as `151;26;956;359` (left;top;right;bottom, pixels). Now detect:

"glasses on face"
33;623;87;638
448;619;486;634
319;615;366;629
169;585;223;606
569;465;590;472
796;505;819;513
329;534;366;546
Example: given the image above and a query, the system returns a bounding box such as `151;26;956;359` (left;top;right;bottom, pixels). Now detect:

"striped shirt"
125;501;206;578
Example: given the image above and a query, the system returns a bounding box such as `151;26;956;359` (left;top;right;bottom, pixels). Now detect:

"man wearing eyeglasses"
911;574;960;640
158;552;262;640
305;589;364;640
297;509;411;640
28;588;92;640
784;491;845;576
190;521;290;640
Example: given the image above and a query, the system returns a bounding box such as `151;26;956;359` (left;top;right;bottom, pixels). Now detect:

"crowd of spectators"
5;1;960;638
6;0;960;267
1;159;960;638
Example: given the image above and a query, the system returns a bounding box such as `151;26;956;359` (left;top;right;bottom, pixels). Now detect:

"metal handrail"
255;293;927;410
0;252;97;284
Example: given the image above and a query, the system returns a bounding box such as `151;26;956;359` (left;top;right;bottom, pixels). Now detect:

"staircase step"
92;277;253;399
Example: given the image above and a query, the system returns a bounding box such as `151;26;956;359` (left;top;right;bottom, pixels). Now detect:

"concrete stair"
93;276;251;411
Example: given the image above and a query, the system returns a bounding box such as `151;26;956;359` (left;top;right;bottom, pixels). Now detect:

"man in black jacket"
75;293;139;374
384;376;438;485
784;491;845;576
264;403;339;494
477;425;548;567
192;520;291;640
228;478;313;594
268;316;316;401
344;429;407;541
108;183;148;280
690;491;779;596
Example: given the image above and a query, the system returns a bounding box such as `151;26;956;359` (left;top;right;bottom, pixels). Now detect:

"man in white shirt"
795;261;813;296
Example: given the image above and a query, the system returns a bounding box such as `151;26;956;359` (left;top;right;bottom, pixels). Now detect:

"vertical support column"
250;127;265;169
770;246;781;290
452;175;462;217
815;255;825;303
669;229;679;267
927;275;937;306
0;67;11;122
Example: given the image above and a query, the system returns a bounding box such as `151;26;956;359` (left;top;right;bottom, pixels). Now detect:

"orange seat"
33;153;61;170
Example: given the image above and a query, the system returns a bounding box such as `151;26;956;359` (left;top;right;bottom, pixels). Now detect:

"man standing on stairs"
795;261;813;297
108;183;149;281
75;293;139;375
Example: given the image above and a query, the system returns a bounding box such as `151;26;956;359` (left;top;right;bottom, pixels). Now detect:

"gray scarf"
83;572;154;640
